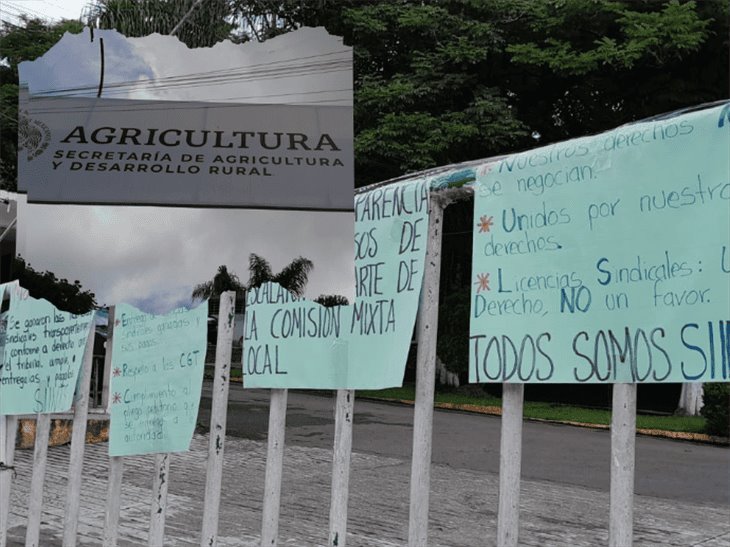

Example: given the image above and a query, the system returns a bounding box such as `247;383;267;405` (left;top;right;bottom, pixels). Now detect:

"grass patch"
359;385;707;434
204;365;243;379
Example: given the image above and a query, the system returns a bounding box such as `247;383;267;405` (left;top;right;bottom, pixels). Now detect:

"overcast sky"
18;199;355;312
14;23;355;313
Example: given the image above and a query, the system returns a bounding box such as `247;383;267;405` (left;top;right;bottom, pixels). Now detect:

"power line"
4;0;55;21
0;4;29;24
28;50;351;97
27;64;351;102
23;87;353;115
24;95;352;116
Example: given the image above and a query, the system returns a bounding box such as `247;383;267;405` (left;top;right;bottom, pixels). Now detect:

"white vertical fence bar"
497;383;525;547
261;388;288;547
0;415;19;547
25;414;52;547
101;306;124;547
103;457;124;547
200;291;236;547
148;453;170;547
101;306;115;409
407;197;444;547
0;287;21;547
328;389;355;547
102;305;123;547
609;383;637;547
62;322;96;547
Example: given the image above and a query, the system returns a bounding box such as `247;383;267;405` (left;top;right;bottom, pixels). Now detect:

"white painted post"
407;197;444;547
62;322;96;547
497;383;524;547
25;414;52;547
0;283;19;547
103;457;124;547
0;415;19;547
102;305;123;547
609;383;637;547
328;389;354;547
261;388;288;547
101;306;115;410
200;291;236;547
148;453;170;547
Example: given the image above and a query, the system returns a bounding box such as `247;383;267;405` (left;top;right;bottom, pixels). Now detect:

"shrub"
437;288;470;381
701;383;730;437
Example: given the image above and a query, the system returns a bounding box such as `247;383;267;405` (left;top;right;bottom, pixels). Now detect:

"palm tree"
191;264;245;304
191;254;314;306
192;255;313;363
254;255;313;298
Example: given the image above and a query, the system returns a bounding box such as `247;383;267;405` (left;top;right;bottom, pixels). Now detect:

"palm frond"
273;256;313;297
247;253;274;288
192;265;245;301
314;294;348;307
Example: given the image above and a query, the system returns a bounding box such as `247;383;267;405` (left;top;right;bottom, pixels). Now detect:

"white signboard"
18;96;352;209
17;27;353;210
16;27;356;311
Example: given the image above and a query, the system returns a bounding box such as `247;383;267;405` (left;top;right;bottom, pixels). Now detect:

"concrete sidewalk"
7;434;730;546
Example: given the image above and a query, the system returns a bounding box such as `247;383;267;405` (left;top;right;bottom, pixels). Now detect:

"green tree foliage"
1;1;727;190
492;0;728;144
296;1;527;185
436;288;471;381
88;0;235;48
296;0;727;185
701;383;729;437
0;18;85;189
9;256;97;314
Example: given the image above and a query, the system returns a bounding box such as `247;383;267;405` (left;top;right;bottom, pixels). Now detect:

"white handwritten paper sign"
109;302;208;456
0;287;94;414
243;178;429;389
469;103;730;383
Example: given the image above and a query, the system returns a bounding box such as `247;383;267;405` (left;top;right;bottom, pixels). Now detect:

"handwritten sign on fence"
109;302;207;456
0;288;94;414
470;103;730;383
244;178;429;389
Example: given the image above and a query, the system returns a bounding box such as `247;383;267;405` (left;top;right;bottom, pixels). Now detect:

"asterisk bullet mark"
112;392;122;404
475;273;490;292
477;215;494;233
112;367;121;377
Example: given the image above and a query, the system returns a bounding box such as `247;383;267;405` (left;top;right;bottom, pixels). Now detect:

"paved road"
5;383;729;546
10;434;730;546
200;383;730;505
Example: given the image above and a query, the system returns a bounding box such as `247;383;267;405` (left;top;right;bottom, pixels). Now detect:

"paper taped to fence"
109;302;207;456
469;103;730;383
243;178;429;389
0;289;94;414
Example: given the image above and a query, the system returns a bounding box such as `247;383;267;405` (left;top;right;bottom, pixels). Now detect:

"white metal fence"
0;189;647;547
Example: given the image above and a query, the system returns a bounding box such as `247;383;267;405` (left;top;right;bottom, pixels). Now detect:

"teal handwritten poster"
0;282;21;394
244;178;429;389
109;302;208;456
0;288;94;414
469;103;730;383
